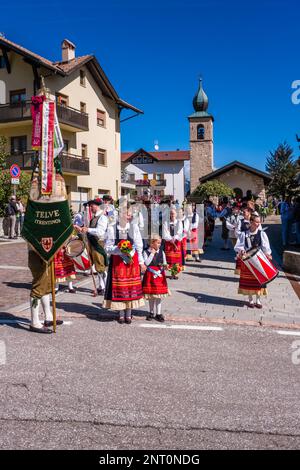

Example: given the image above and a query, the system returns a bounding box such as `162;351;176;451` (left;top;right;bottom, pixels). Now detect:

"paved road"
0;319;300;449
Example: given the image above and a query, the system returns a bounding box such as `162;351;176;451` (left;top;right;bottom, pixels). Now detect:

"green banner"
22;199;73;262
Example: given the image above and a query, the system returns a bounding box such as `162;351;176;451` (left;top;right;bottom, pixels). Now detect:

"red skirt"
107;251;143;302
188;228;198;251
182;237;187;259
238;260;267;296
142;266;169;297
54;249;76;281
165;240;183;266
235;257;241;274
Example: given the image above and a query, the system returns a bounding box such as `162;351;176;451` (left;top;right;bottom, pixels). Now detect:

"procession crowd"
26;194;277;334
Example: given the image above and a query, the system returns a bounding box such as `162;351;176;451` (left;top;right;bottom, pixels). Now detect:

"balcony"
0;101;89;131
6;151;90;176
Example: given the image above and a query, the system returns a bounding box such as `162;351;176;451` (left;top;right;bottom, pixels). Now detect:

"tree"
266;142;299;199
0;136;31;216
192;180;234;202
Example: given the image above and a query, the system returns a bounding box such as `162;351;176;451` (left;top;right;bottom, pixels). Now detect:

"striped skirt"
238;260;267;296
54;249;76;282
165;240;183;267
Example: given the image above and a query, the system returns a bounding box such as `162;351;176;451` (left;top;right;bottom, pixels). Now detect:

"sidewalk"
1;217;300;329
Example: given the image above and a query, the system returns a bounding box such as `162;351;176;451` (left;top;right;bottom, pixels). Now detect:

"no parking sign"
10;164;21;178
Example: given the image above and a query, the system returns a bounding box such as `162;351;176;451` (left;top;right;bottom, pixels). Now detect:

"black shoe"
68;288;76;294
30;325;53;334
44;319;64;327
125;317;132;324
118;317;125;324
155;314;165;322
147;313;155;321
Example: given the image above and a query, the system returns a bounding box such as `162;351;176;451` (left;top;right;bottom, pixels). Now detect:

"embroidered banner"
31;95;45;150
41;101;55;194
22;199;73;262
54;109;64;158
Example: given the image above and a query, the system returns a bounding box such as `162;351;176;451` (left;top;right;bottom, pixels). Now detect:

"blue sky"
1;0;300;170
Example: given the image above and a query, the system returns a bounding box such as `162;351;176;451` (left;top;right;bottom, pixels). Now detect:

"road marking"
138;323;223;331
0;265;29;270
276;330;300;337
0;319;72;326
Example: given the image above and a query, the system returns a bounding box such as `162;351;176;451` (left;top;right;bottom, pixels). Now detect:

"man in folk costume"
23;88;73;334
235;214;272;309
103;205;146;324
162;208;183;279
186;205;202;262
75;198;108;295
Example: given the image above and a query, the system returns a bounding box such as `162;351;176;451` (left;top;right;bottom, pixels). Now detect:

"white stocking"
68;281;73;290
256;295;261;305
155;299;162;316
149;299;155;314
97;273;105;290
41;294;52;321
30;298;43;328
248;295;254;304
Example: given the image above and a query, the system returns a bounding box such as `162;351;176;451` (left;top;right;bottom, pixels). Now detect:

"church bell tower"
188;78;214;193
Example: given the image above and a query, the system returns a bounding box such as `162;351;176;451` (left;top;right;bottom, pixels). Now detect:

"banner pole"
50;260;57;333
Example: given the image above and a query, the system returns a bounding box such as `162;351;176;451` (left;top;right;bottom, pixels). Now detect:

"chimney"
61;39;76;62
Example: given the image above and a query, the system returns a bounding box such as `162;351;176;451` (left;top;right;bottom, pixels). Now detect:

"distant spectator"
280;197;293;247
16;197;25;236
294;197;300;246
5;196;18;239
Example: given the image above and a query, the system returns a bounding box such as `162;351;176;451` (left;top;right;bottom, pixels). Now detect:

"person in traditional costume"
206;200;217;240
142;234;170;322
75;198;108;295
103;206;146;324
28;248;63;333
186;205;202;262
234;206;254;274
54;246;77;293
218;198;232;250
235;214;272;309
226;204;243;248
179;209;189;265
162;209;183;279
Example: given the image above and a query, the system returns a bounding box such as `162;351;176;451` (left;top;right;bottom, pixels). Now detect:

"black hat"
89;198;103;206
102;195;113;202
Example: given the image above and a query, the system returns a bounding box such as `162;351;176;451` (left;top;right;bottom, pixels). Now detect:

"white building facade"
121;149;189;203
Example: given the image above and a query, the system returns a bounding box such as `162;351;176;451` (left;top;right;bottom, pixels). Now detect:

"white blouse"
234;228;271;255
162;219;183;242
143;250;167;266
105;222;144;264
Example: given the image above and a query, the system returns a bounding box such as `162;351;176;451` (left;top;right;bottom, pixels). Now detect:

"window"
197;124;205;140
81;144;88;159
98;189;110;196
80;70;86;87
11;136;27;154
56;93;69;106
10;89;26;105
97;148;107;166
63;140;69;152
97;109;106;127
0;56;5;69
156;173;164;181
80;102;86;113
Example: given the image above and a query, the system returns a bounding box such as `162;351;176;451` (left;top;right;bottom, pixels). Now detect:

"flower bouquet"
168;263;182;279
118;240;133;264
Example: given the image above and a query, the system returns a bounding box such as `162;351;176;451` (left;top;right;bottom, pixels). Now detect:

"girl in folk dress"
235;215;272;309
234;206;252;275
186;206;202;262
142;235;170;322
103;207;146;324
54;246;76;293
162;209;183;279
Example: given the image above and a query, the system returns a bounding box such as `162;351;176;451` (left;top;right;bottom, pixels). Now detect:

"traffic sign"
10;164;21;178
11;178;20;185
